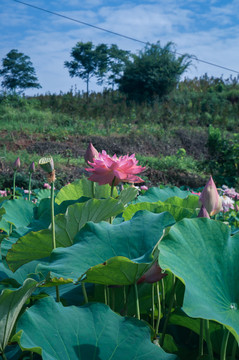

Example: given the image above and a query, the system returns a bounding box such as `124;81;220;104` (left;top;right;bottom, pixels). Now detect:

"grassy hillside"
0;75;239;190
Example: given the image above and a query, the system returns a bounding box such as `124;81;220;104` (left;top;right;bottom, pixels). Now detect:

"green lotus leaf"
123;195;198;222
15;296;177;360
1;199;35;229
117;186;138;205
37;211;175;284
0;278;38;353
55;178;118;204
136;186;192;203
6;198;124;272
158;218;239;342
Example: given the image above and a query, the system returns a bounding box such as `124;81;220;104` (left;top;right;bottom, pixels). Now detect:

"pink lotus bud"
197;205;210;218
29;161;35;174
84;143;99;164
13;157;20;170
137;262;167;284
199;176;222;216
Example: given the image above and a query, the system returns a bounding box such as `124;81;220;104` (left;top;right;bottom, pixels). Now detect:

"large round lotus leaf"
1;199;35;228
123;196;198;222
6;198;124;272
15;296;177;360
0;278;38;353
37;211;175;284
55;178;118;204
136;186;192;203
158;218;239;342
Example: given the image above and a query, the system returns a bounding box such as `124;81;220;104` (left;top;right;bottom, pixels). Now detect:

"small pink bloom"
220;195;234;212
199;176;222;216
191;190;201;196
0;190;7;197
137;262;167;284
84;143;99;164
43;183;51;189
140;185;148;191
85;150;146;186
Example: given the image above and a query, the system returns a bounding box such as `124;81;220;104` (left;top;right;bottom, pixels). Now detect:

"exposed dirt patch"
0;129;209;189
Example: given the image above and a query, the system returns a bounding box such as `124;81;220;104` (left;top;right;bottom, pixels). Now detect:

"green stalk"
205;319;214;360
220;327;229;360
13;170;17;199
155;281;161;336
91;181;95;198
231;336;238;360
28;172;32;201
1;351;8;360
110;177;116;198
51;182;60;302
199;319;204;357
104;285;108;305
111;287;115;311
81;282;88;303
160;276;178;347
161;277;165;315
151;283;155;329
134;283;140;320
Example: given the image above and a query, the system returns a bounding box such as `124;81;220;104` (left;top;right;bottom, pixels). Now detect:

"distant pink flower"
85;150;146;186
0;190;7;197
220;195;234;212
199;176;222;216
191;190;201;196
140;185;148;191
137;262;167;284
43;183;51;189
222;185;239;199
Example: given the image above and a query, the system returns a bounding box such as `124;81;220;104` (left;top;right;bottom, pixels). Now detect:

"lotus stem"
13;170;17;199
151;283;155;329
81;282;88;304
104;285;108;305
205;319;214;360
161;277;165;314
155;281;161;336
220;327;229;360
160;275;178;347
134;283;140;320
1;351;7;360
28;172;32;201
91;181;95;198
51;181;60;302
231;336;238;360
111;287;115;311
199;318;204;356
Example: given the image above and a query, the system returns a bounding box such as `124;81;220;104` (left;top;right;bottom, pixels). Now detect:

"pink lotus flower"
43;183;51;189
137;262;167;284
85;150;146;186
199;176;222;216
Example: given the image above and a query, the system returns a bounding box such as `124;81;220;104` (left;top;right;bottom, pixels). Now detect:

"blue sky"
0;0;239;95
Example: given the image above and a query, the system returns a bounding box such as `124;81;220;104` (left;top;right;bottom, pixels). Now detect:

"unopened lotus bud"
199;176;222;216
39;157;54;173
29;161;35;174
137;262;167;284
84;143;99;164
197;205;210;218
13;157;20;170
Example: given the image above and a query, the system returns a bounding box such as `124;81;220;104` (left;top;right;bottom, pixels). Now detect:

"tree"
117;41;192;103
64;41;108;96
106;44;131;89
0;49;41;93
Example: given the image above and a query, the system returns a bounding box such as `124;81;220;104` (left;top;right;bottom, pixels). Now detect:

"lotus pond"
0;171;239;360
